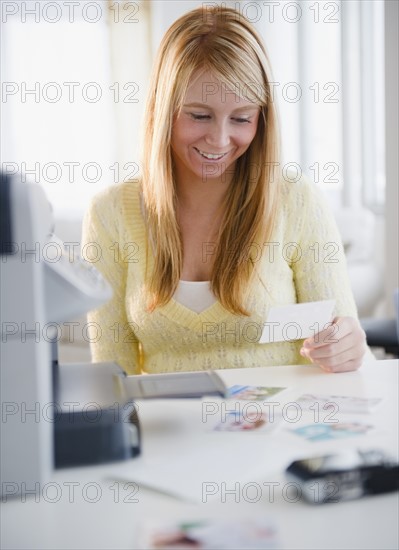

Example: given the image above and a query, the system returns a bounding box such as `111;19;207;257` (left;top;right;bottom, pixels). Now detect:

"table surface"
1;359;398;550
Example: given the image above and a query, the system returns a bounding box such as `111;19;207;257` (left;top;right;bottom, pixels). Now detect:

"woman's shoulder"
83;180;144;242
279;171;319;202
274;171;335;242
278;171;330;216
88;179;142;216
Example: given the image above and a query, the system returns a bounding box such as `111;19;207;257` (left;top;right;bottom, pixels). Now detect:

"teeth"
196;148;227;160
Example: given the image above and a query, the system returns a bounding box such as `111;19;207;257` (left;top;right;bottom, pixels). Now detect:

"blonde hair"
139;5;280;316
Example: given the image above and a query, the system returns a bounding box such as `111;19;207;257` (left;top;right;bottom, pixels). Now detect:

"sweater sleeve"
81;188;141;375
287;178;374;362
286;178;358;318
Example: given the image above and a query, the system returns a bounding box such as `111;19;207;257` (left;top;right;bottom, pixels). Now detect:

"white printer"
0;173;140;499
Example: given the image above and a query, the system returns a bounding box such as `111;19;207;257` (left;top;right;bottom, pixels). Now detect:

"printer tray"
123;370;227;399
54;362;140;468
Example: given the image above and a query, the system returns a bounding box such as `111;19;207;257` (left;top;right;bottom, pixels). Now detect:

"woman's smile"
193;147;230;161
170;70;260;186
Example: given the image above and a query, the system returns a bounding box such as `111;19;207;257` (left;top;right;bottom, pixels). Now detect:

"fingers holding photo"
300;316;367;373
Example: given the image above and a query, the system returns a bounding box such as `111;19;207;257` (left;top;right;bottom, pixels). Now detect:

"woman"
82;5;368;375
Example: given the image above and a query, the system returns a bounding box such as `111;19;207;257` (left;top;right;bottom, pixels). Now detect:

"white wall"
384;0;399;317
150;0;210;53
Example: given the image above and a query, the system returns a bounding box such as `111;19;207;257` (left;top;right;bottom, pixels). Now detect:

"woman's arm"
291;178;369;372
81;189;141;375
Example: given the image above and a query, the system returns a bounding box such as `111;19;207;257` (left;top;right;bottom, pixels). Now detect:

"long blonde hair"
139;5;280;316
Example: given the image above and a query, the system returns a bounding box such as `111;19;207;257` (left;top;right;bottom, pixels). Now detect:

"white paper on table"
137;517;281;550
259;300;336;343
105;434;294;503
104;399;297;503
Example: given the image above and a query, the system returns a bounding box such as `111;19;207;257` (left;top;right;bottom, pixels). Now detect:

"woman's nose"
205;120;230;150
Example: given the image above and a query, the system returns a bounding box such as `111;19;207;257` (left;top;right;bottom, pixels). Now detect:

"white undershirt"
173;280;217;313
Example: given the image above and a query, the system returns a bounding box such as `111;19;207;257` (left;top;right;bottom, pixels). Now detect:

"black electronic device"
286;449;399;504
54;362;140;468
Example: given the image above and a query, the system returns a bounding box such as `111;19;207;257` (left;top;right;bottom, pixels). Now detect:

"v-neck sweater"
81;177;359;374
174;280;217;313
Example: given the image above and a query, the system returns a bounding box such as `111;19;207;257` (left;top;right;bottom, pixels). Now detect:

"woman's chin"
192;163;233;184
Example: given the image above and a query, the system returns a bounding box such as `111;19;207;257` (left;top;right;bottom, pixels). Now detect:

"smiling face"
170;70;261;186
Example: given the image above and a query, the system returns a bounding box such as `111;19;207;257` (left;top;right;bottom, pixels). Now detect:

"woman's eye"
189;114;251;123
190;114;210;120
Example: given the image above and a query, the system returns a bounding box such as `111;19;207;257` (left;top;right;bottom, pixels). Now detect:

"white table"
1;359;398;550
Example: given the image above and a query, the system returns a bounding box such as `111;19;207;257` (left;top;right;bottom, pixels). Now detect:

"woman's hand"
299;316;368;373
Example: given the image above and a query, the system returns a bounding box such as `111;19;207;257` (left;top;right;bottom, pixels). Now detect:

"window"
2;1;117;217
1;0;386;216
252;0;386;210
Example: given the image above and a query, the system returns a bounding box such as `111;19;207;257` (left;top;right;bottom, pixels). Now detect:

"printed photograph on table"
212;411;280;433
226;385;287;401
138;518;280;549
296;394;383;414
290;422;375;442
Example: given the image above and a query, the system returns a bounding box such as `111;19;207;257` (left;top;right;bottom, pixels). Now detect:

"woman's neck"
173;156;236;213
178;187;226;216
175;175;233;216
